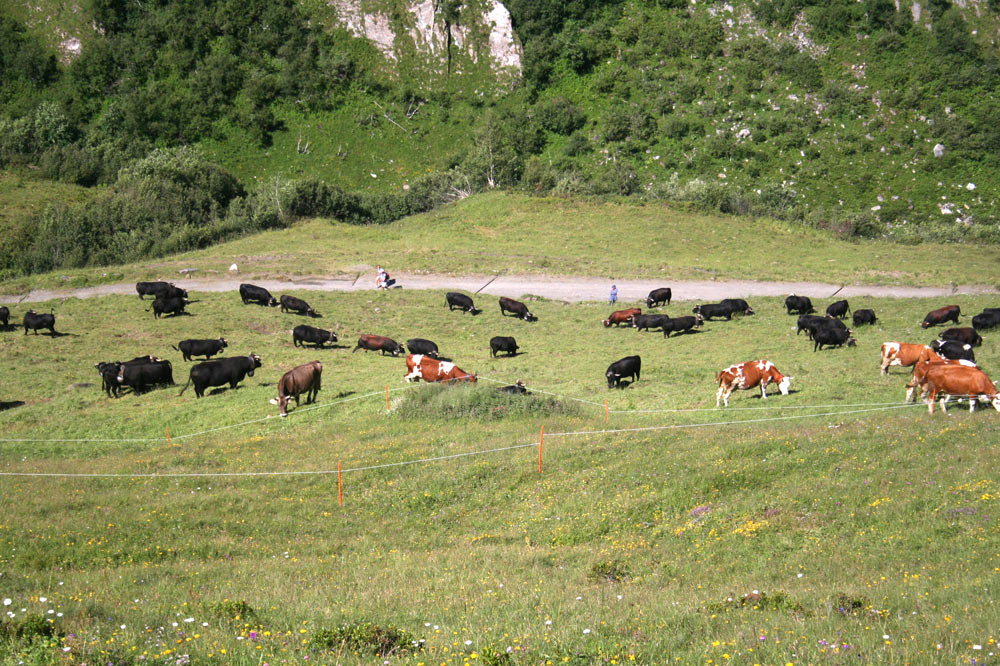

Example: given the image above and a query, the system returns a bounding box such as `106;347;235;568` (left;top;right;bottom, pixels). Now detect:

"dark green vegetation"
4;0;1000;279
2;276;1000;664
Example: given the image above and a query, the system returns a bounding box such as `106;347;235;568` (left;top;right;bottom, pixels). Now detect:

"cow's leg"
716;383;725;407
404;368;422;382
969;396;977;413
939;394;949;413
905;380;916;403
928;388;937;414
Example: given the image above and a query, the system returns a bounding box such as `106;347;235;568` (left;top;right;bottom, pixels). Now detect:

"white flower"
797;573;804;578
121;625;127;630
583;629;591;634
2;599;10;606
63;647;71;652
883;635;890;640
545;620;552;626
465;640;472;646
184;618;194;623
39;597;47;603
974;645;982;650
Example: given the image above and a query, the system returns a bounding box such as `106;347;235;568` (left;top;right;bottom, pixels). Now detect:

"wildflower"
39;597;47;602
583;629;591;635
2;599;10;606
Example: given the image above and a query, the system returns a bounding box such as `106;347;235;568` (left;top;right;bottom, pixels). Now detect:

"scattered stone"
933;143;945;158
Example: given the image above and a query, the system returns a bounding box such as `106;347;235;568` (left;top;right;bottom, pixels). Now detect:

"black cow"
826;300;851;319
280;295;318;317
499;380;528;394
117;359;175;394
921;305;961;329
490;336;519;357
645;288;672;308
693;303;736;321
720;298;754;316
136;281;171;299
173;338;228;361
148;296;189;318
632;314;671;332
798;316;848;341
972;311;1000;331
240;283;279;307
353;334;405;356
95;357;159;397
446;292;481;315
940;327;982;347
662;314;703;337
852;309;877;326
0;305;9;328
785;294;815;315
931;340;976;363
406;338;440;358
23;310;56;335
293;325;337;348
499;296;537;322
180;354;262;398
812;326;856;351
796;314;828;336
606;355;641;389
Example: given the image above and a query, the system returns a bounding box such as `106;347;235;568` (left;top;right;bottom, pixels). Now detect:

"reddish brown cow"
404;354;476;383
353;334;405;356
716;360;791;407
905;356;977;403
917;364;1000;414
603;308;641;328
880;342;942;376
921;305;961;329
270;360;322;416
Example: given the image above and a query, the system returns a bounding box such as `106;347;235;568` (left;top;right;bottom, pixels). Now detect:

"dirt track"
2;272;995;305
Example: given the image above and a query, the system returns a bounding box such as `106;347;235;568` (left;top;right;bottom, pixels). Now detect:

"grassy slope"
1;211;1000;664
2;192;999;295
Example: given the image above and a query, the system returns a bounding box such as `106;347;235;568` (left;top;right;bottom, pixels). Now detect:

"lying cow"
604;308;641;328
939;327;982;347
785;294;815;315
180;354;262;398
918;363;1000;414
353;334;405;356
852;309;877;326
280;294;318;317
404;354;476;383
117;358;175;394
270;360;322;416
606;355;641;389
662;314;703;337
406;338;440;358
148;296;189;318
23;310;56;335
490;336;519;357
499;380;528;394
293;325;337;348
826;300;850;319
240;283;279;307
921;305;960;329
931;339;975;363
716;360;791;407
499;296;537;322
446;292;481;315
880;342;942;376
645;288;672;308
173;338;228;361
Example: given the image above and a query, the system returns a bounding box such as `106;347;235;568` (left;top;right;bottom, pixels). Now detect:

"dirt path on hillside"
2;273;996;305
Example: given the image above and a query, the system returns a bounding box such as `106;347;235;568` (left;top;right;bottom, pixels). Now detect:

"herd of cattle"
5;280;1000;416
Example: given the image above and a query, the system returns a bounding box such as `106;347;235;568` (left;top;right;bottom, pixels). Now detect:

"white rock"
933;143;945;158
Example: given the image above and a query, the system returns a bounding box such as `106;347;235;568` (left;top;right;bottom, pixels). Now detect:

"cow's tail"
171;344;180;352
178;376;192;396
714;371;725;385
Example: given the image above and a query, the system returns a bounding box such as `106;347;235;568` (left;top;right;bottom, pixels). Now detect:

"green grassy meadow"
2;265;1000;664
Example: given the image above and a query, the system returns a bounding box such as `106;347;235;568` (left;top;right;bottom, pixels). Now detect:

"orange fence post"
166;426;172;446
338;461;343;507
538;425;544;473
605;399;609;423
385;385;390;411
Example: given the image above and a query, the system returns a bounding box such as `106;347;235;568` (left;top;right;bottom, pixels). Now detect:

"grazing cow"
662;314;703;337
812;326;856;351
785;294;815;315
499;296;537;322
853;309;877;326
796;314;829;336
95;356;160;398
604;308;641;328
173;338;228;361
940;327;982;347
293;325;337;348
972;311;1000;331
918;364;1000;414
693;302;737;321
406;338;440;358
116;359;174;395
23;310;56;335
826;300;851;319
921;305;961;329
280;295;318;317
606;355;641;389
645;288;672;308
180;354;262;398
0;305;9;328
353;334;405;356
720;298;754;316
490;336;519;357
136;281;172;299
499;380;528;394
148;296;189;318
716;360;791;407
269;360;322;416
240;283;279;307
905;356;977;403
931;339;975;363
404;354;476;383
880;342;942;376
446;292;481;315
799;316;848;341
632;314;671;332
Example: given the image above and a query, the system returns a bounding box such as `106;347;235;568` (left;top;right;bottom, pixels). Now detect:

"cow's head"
744;306;755;315
524;312;537;322
847;337;857;347
308;308;319;318
645;297;654;308
393;344;405;357
603;319;612;327
777;376;792;395
219;338;228;348
249;353;262;374
268;297;279;307
606;370;617;389
692;305;701;315
694;314;705;327
920;320;931;329
328;331;338;343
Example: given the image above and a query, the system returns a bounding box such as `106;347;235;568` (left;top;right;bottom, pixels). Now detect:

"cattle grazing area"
3;289;1000;665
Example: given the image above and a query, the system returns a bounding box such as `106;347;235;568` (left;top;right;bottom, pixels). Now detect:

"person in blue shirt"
609;284;618;304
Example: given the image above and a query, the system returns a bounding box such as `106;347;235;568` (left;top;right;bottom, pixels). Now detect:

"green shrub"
394;384;579;421
589;559;633;583
310;622;418;657
208;599;259;623
536;97;587;135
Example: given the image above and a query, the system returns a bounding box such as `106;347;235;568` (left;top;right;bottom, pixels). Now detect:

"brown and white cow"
404;354;477;384
905;356;977;403
603;308;641;328
715;360;791;407
269;360;322;416
880;342;943;376
917;363;1000;414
